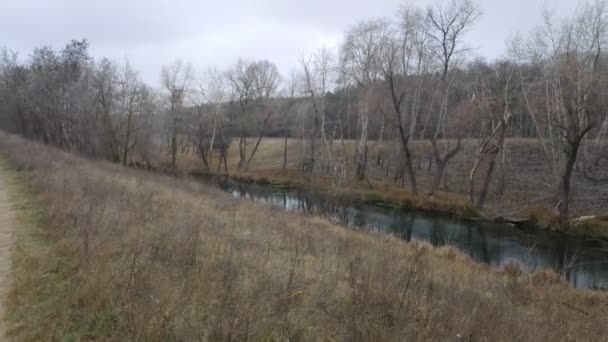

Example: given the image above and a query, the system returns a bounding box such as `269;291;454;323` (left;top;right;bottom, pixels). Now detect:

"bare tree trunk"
171;130;177;169
198;141;210;171
282;134;288;175
208;121;217;167
558;125;593;223
376;114;385;166
356;100;369;181
468;157;482;204
237;137;247;170
244;112;272;171
218;147;228;173
559;140;581;224
402;139;417;194
430;138;461;195
122;111;134;166
477;158;497;209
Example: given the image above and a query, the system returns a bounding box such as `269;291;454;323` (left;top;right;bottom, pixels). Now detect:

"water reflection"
217;179;608;290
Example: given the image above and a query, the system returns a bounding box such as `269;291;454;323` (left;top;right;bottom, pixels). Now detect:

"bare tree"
468;63;514;209
226;59;281;171
190;86;211;170
381;7;432;195
341;19;390;182
116;60;150;165
281;68;299;175
92;59;120;161
514;3;608;223
426;0;481;195
19;40;93;151
299;48;337;178
205;69;228;166
161;60;194;169
191;68;229;171
0;49;30;138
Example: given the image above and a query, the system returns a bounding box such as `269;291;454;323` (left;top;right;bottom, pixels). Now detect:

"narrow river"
207;176;608;290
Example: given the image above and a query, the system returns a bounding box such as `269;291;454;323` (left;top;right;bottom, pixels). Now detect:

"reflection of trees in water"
556;243;589;288
352;207;366;227
478;224;491;264
465;223;491;264
429;220;448;246
387;213;413;241
567;257;608;289
556;243;567;274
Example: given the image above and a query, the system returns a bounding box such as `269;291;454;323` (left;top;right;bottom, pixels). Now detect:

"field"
1;133;608;341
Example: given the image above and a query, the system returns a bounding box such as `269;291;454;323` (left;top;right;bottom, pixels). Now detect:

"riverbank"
2;133;608;340
161;138;608;240
192;169;479;215
189;168;608;241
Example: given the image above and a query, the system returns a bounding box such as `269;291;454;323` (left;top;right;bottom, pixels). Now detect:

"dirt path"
0;176;14;338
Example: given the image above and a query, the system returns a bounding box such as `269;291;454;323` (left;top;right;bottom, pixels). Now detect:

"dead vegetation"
1;132;607;341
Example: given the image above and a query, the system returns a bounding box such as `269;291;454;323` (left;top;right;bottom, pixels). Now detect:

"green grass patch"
0;159;118;341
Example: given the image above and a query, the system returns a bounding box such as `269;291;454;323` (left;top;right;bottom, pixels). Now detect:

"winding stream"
206;176;608;290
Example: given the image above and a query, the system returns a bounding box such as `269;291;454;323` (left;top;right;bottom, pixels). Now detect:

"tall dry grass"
1;132;607;341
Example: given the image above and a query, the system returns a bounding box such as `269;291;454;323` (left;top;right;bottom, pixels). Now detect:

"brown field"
1;133;608;341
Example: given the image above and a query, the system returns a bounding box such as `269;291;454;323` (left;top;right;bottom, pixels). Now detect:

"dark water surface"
206;176;608;290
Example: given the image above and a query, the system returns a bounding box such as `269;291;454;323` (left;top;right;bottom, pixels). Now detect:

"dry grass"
1;132;608;341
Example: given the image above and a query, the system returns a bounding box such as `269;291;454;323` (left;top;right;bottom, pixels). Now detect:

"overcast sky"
1;0;580;86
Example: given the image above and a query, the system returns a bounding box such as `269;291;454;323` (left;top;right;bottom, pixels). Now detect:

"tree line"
1;0;608;222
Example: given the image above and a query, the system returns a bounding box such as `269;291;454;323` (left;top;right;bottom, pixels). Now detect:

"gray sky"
1;0;579;86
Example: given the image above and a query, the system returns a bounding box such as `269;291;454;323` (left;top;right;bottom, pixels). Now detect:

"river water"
207;177;608;290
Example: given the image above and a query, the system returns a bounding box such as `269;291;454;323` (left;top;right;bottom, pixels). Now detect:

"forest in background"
1;0;608;223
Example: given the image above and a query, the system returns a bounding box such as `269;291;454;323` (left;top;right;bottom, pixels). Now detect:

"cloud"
0;0;580;85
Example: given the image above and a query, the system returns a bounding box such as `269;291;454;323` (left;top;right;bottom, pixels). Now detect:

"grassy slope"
2;133;608;341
